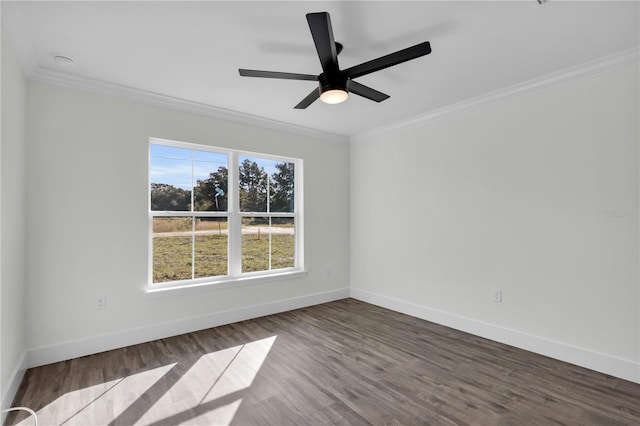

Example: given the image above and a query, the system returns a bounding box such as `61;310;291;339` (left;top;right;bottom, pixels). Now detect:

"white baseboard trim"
26;288;350;369
1;352;27;414
350;288;640;384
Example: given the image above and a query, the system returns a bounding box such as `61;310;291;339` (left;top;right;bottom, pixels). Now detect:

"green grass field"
153;233;294;283
153;217;229;233
241;233;295;272
153;217;294;233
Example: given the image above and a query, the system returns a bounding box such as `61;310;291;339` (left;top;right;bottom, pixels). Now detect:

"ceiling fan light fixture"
320;88;349;104
318;72;349;105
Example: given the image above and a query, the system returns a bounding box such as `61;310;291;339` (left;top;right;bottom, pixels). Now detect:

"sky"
150;144;282;190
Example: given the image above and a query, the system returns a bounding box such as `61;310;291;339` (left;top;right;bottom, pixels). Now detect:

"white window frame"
147;137;305;294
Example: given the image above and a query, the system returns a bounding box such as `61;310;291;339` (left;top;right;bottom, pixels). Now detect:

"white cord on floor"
2;407;38;426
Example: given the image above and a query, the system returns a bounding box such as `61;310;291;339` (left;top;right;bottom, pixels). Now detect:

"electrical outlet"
492;288;502;303
323;267;331;276
96;295;106;310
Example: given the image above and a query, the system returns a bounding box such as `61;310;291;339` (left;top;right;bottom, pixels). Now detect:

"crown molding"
25;46;639;146
351;46;640;143
29;67;350;145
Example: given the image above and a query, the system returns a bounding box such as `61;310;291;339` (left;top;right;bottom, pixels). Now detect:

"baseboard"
1;352;27;417
26;288;350;369
22;287;639;383
350;288;640;384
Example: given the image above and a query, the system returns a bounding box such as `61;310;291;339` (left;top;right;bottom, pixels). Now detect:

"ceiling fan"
238;11;432;109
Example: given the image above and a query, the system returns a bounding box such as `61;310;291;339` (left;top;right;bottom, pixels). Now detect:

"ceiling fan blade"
345;41;431;79
239;69;318;81
306;12;339;74
348;81;390;103
294;88;320;109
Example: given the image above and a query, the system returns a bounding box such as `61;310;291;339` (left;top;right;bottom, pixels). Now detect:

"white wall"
24;81;350;357
1;30;28;405
351;66;639;382
7;36;638;387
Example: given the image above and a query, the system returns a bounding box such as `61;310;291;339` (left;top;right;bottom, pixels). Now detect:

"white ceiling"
2;1;639;140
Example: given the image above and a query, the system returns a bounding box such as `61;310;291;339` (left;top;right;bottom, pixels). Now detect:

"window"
149;138;302;289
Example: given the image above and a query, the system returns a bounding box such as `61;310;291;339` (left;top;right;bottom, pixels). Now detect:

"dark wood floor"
7;298;640;425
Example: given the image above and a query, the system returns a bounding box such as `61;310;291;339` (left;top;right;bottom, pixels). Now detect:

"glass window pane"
153;217;193;283
150;145;192;211
242;217;270;272
239;157;268;212
194;152;228;212
194;217;228;278
150;141;301;285
269;162;294;213
271;217;295;269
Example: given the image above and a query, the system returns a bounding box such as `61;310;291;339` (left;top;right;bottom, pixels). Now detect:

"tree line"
151;159;294;213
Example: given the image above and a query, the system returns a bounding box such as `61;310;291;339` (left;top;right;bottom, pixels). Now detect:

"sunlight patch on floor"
186;398;244;426
202;334;277;403
16;363;176;426
139;335;277;425
14;336;276;426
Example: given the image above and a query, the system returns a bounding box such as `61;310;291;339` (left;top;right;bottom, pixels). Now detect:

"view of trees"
239;159;268;212
150;160;294;213
270;162;295;213
150;183;190;211
194;166;228;211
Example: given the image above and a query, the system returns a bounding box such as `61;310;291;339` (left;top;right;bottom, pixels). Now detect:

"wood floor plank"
7;298;640;425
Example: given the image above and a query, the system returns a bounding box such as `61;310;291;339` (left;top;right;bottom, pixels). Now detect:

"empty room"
1;1;639;425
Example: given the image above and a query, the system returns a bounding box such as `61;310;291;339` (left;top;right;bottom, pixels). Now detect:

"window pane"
194;218;228;278
153;217;193;283
150;145;192;211
272;217;295;269
239;157;268;212
194;152;228;212
242;217;270;272
270;162;295;213
241;217;294;273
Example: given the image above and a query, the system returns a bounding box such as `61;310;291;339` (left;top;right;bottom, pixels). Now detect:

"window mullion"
191;216;196;280
228;151;242;276
191;151;195;280
268;217;272;270
266;162;271;213
294;161;303;270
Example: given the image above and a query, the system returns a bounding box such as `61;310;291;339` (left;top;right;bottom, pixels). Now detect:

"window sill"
144;270;308;298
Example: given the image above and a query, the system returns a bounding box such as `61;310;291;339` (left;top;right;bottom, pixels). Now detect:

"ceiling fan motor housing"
318;72;349;94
